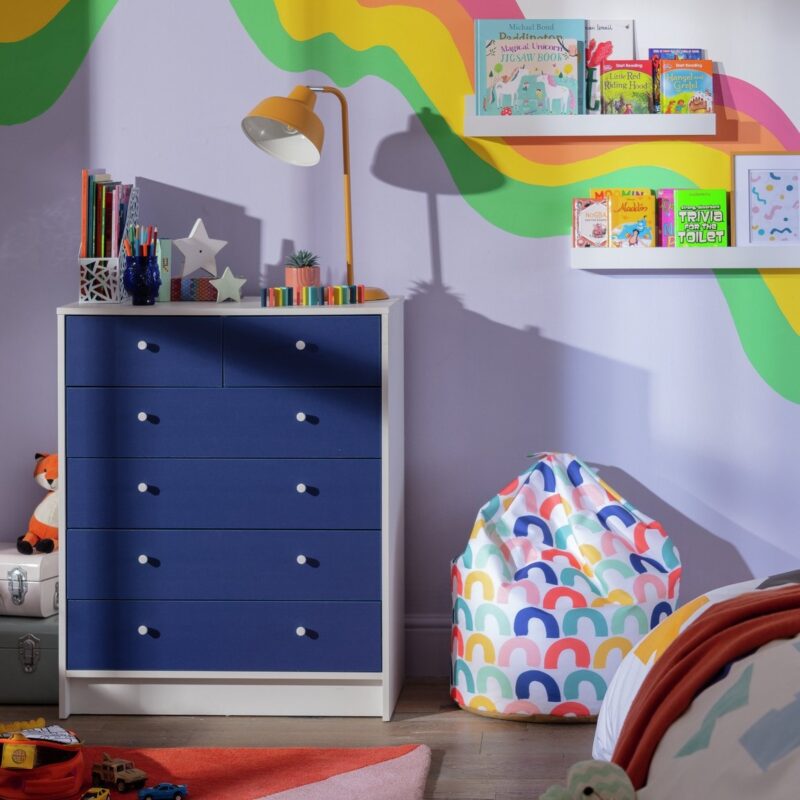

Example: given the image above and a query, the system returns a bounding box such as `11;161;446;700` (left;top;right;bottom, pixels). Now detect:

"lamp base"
364;286;389;301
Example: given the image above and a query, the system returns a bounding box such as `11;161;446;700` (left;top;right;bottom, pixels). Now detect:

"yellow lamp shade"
241;85;324;167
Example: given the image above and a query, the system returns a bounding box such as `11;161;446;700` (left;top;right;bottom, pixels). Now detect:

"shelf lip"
464;96;717;138
570;246;800;271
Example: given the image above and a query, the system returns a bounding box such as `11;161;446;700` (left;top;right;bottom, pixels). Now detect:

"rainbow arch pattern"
451;452;680;718
2;1;800;401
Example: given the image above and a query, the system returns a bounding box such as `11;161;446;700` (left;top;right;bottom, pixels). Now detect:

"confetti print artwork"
749;170;798;243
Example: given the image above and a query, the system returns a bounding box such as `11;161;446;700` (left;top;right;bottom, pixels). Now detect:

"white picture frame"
731;152;800;246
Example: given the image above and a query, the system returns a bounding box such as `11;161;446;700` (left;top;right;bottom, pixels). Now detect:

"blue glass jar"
123;254;161;306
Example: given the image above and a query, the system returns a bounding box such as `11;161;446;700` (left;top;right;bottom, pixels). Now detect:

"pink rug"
83;744;431;799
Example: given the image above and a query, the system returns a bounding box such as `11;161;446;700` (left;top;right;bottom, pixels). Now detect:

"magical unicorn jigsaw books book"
475;19;585;116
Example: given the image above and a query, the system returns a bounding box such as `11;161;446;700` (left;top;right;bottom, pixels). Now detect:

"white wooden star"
210;266;246;302
175;218;227;277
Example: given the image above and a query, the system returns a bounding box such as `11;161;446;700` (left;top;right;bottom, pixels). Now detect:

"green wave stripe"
229;0;689;238
0;0;117;126
716;271;800;401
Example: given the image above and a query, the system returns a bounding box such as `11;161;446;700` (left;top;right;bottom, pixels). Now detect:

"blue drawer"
67;458;381;530
67;600;381;671
66;529;380;601
66;316;222;387
66;387;380;458
224;316;380;387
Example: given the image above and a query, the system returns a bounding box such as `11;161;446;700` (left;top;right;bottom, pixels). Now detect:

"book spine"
94;183;104;257
87;176;95;258
79;169;88;257
110;186;120;257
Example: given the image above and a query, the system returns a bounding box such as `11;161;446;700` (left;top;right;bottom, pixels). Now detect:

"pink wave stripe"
457;0;522;18
714;74;800;149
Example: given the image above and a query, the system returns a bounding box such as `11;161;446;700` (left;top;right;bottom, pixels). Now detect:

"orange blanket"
612;584;800;789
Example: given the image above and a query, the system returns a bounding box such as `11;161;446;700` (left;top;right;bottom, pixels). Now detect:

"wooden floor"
1;681;595;799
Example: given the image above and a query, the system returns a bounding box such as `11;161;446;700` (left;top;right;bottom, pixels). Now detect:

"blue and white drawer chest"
57;299;404;719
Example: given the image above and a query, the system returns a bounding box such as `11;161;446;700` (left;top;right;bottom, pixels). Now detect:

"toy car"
82;789;111;800
138;783;189;800
91;754;147;793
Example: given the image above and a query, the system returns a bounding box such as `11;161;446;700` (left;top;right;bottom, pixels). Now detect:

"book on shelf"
600;60;653;114
572;198;608;246
674;189;728;246
660;59;713;113
474;18;584;116
585;20;634;114
590;187;652;200
649;49;704;111
656;188;676;247
608;192;655;247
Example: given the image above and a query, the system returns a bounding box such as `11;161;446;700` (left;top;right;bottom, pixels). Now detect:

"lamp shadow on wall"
372;112;679;662
136;178;265;289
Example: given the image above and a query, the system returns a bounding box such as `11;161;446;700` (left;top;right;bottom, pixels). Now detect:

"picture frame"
731;152;800;246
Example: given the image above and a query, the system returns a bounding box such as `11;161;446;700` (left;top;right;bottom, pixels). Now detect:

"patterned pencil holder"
79;257;127;303
123;254;161;305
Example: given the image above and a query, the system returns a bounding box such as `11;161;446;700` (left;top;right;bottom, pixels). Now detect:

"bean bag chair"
450;452;681;719
593;569;800;761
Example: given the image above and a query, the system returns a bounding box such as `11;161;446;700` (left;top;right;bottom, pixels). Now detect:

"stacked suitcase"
0;544;58;704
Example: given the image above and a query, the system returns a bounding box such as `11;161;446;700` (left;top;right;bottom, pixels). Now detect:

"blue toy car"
138;784;189;800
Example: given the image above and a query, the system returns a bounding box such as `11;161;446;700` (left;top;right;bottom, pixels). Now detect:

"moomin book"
475;19;584;115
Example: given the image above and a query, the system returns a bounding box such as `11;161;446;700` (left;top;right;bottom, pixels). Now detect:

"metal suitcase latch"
8;566;28;606
18;634;41;674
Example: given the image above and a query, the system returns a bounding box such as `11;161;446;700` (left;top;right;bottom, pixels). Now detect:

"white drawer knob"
295;411;307;422
137;625;149;636
137;411;149;422
137;340;148;351
295;339;306;351
295;626;307;637
296;554;307;565
138;554;149;565
137;482;149;493
296;483;307;494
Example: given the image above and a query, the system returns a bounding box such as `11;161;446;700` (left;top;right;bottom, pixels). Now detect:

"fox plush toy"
17;453;59;554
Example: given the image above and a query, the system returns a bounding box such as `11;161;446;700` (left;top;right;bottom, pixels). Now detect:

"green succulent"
286;250;320;267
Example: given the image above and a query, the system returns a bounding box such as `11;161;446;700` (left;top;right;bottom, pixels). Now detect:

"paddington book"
474;18;585;115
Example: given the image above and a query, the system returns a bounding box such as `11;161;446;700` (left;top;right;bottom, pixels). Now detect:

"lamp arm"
309;86;354;286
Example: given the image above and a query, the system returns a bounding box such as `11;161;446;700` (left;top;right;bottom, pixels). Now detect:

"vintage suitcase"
0;543;58;618
0;615;58;704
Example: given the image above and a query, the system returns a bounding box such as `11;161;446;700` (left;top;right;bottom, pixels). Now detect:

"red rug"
83;744;430;799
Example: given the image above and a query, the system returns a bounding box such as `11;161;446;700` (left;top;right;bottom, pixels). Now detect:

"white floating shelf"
464;96;716;138
571;246;800;271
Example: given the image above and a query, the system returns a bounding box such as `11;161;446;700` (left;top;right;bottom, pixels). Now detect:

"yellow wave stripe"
0;0;70;42
759;271;800;335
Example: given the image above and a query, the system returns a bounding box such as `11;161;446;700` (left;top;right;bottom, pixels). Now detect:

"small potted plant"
285;250;321;290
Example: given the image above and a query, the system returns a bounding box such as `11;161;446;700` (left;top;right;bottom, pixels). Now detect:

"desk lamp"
242;85;388;301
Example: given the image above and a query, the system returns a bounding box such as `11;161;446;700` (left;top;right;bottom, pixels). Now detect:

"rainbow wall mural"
1;0;799;402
